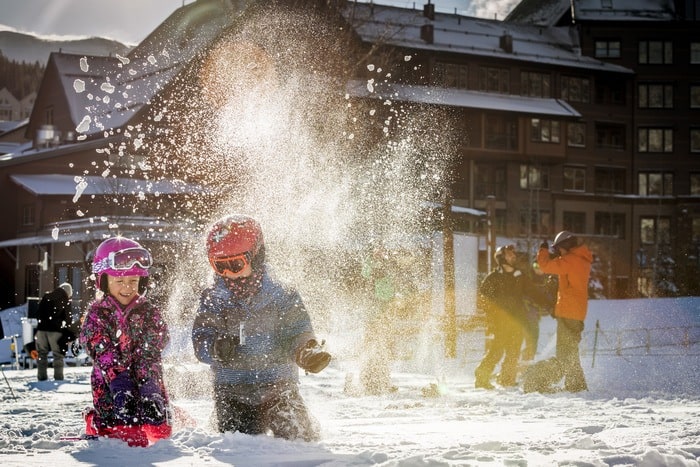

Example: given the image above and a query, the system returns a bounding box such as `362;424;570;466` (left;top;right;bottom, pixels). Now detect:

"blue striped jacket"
192;271;316;390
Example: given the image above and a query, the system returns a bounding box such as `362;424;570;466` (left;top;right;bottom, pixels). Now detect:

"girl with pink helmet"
79;236;171;446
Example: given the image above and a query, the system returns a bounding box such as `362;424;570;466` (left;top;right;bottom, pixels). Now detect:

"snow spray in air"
152;3;458;396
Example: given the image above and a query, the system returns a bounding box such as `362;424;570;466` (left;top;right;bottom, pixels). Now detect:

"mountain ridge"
0;28;131;65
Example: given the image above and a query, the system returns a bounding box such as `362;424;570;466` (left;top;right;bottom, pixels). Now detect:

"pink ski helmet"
92;237;152;287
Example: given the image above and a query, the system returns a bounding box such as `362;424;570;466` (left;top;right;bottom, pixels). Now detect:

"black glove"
296;340;331;374
539;241;549;250
212;335;238;362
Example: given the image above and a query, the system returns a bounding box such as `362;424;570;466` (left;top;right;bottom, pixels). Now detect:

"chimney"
499;32;513;53
421;24;434;44
423;2;435;20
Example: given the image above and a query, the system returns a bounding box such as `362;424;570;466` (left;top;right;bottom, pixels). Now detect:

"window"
595;212;625;239
530;118;560;143
520;164;550;190
690;173;700;195
479;66;510;94
474;164;506;200
639;40;673;64
564;166;586;191
638;172;673;196
691;42;700;64
433;62;468;89
22;205;35;226
595;80;625;105
563;211;586;233
638;128;673;153
638;83;673;108
561;76;590;103
595;40;620;58
594;166;625;193
692;128;700;152
640;217;671;244
521;71;551;98
567;122;586;147
692;85;700;108
519;208;551;236
485;114;518;150
45;106;53;125
596;123;626;149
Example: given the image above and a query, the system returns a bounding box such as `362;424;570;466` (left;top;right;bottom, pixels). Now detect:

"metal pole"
1;365;17;400
591;319;600;368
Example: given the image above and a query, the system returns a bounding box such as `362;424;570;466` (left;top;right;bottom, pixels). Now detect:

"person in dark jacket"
192;214;331;441
35;282;73;381
475;244;549;389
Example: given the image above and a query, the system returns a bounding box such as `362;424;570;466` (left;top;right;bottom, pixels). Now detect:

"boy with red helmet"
192;214;331;441
80;237;171;446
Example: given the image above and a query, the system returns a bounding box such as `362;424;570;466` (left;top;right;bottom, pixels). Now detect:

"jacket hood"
571;244;593;263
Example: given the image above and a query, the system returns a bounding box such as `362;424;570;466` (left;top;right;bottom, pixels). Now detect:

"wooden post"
443;194;457;358
486;195;496;273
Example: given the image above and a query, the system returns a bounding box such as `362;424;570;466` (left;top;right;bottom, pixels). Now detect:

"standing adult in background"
35;282;73;381
528;230;593;393
475;245;549;389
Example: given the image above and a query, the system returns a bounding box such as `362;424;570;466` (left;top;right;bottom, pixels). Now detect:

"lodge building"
0;0;698;312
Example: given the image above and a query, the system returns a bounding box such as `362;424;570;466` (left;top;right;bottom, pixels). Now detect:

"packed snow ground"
1;298;698;466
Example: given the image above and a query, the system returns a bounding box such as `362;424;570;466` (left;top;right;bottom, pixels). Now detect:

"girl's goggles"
212;253;250;276
95;247;153;273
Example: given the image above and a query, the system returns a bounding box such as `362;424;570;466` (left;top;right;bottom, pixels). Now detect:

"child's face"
106;275;141;306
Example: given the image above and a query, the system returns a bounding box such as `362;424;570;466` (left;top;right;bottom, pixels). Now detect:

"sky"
0;297;698;465
0;0;520;45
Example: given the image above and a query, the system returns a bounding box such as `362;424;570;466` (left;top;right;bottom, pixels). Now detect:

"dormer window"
601;0;612;9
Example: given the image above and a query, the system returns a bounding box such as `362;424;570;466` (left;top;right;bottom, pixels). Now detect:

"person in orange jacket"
527;230;593;393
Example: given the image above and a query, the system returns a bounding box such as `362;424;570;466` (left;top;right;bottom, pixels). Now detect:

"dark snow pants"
475;317;524;387
35;330;65;381
214;383;320;441
555;317;587;392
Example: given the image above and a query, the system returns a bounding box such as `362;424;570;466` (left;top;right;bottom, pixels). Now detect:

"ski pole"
1;365;17;400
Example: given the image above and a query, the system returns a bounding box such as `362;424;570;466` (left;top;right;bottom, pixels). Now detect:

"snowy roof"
10;174;205;197
422;200;487;216
506;0;677;24
347;80;582;118
341;3;631;74
0;119;28;135
505;0;571;26
0;135;121;167
44;1;248;139
0;216;190;248
49;52;183;138
573;0;676;21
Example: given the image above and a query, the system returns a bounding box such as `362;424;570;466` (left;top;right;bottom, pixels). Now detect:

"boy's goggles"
95;247;153;273
212;253;250;275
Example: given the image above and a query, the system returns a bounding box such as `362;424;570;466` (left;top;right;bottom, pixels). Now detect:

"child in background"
80;237;171;447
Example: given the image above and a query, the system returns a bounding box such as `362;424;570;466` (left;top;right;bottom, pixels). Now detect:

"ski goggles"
211;253;251;276
94;247;153;273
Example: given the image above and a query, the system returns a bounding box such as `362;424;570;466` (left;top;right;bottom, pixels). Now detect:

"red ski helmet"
206;214;265;276
92;237;151;293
